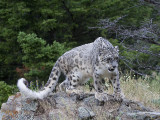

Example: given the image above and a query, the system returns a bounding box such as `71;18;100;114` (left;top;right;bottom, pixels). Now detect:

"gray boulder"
1;92;160;120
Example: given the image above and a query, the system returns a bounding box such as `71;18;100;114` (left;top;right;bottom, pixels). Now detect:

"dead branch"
90;16;160;74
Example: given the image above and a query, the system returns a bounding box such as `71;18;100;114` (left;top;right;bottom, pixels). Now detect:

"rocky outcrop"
1;92;160;120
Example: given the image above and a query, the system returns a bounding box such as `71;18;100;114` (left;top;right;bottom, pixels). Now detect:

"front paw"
113;93;124;101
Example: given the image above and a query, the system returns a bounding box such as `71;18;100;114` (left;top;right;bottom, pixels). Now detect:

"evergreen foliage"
17;32;69;81
0;0;159;88
0;81;18;108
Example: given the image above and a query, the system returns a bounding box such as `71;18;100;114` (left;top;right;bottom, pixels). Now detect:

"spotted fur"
17;37;123;101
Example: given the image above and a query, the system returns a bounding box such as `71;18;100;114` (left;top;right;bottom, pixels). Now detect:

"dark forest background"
0;0;160;105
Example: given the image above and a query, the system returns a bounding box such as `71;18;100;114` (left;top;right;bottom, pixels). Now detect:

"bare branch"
142;0;160;5
95;18;160;46
120;55;160;75
120;56;147;76
121;43;160;57
90;16;160;74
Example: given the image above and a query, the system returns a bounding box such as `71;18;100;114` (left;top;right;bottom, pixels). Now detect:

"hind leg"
59;78;70;92
66;71;82;94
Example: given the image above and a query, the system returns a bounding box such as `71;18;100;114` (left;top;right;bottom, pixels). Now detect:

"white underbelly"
96;68;110;78
78;69;92;84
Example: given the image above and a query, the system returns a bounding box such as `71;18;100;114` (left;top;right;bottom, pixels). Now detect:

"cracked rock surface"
1;92;160;120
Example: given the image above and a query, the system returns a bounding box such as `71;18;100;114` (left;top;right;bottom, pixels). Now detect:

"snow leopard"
17;37;123;101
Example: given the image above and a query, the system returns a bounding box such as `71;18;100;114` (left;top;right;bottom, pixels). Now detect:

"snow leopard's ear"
115;46;119;52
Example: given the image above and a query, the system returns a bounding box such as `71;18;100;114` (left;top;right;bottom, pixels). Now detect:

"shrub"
0;81;18;108
17;32;71;82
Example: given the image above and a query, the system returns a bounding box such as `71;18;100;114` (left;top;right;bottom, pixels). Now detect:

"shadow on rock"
1;92;160;120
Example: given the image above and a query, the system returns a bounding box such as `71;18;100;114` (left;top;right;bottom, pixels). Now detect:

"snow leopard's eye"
114;57;119;61
106;57;113;62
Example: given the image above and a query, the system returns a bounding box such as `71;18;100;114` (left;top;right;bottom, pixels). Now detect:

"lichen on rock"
1;92;160;120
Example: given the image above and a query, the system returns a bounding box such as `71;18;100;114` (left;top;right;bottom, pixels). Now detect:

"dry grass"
84;73;160;110
28;73;160;120
107;73;160;110
120;77;160;110
33;72;160;111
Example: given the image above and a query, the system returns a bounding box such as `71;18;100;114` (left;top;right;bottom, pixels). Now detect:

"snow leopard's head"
98;41;119;73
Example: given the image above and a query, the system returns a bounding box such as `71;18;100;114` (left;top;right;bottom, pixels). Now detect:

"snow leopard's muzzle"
108;66;117;72
108;60;118;72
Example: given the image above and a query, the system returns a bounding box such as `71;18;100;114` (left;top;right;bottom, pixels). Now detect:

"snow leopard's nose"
108;66;116;72
112;66;116;69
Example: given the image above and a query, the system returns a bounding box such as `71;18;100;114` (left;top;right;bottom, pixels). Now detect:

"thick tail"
17;62;61;99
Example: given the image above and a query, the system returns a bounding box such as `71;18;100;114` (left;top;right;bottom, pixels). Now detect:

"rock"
1;92;160;120
127;112;160;120
78;107;95;120
0;110;3;120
